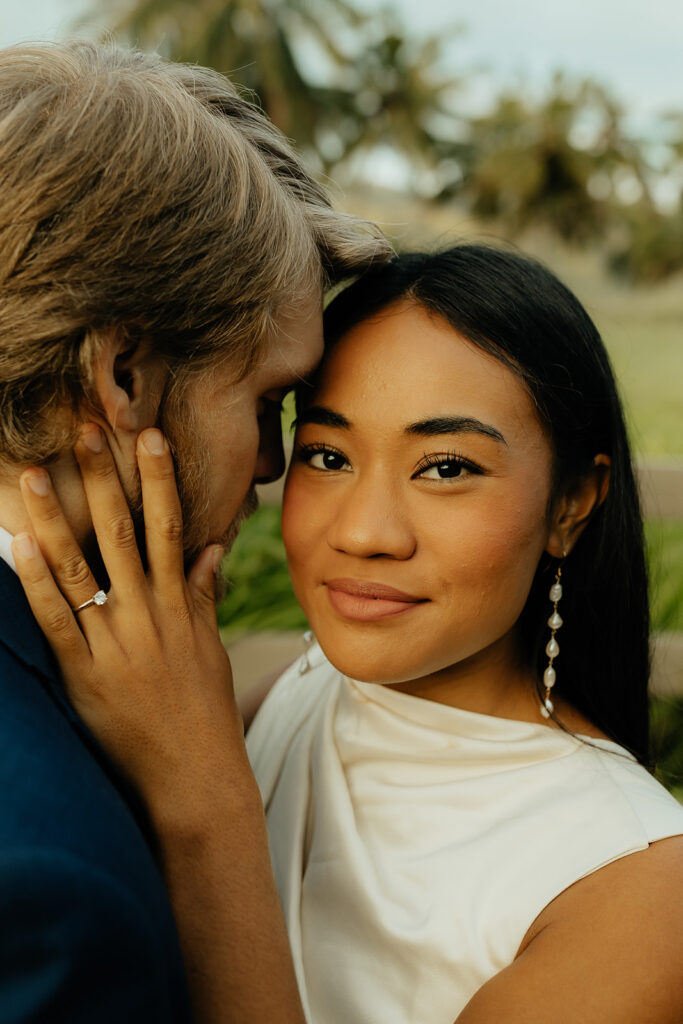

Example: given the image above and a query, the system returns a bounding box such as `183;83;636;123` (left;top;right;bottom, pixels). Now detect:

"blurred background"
2;0;681;792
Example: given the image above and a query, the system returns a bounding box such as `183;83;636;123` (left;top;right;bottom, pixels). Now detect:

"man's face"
165;293;324;565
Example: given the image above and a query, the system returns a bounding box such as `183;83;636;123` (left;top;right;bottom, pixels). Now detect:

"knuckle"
44;606;77;640
39;500;66;525
155;512;183;544
105;513;137;549
152;459;177;482
56;552;92;589
90;457;118;483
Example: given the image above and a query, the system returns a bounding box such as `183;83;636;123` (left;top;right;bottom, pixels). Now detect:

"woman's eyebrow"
295;407;506;445
295;405;351;429
405;416;507;444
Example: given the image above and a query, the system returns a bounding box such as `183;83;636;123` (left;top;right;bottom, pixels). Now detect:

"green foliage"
449;76;649;243
650;697;683;801
86;0;459;176
217;504;307;645
83;2;683;279
646;521;683;632
610;202;683;283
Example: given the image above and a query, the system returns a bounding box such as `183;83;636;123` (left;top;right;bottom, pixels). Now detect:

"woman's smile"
325;578;428;621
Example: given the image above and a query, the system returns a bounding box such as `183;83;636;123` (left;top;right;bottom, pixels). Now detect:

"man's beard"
123;387;260;599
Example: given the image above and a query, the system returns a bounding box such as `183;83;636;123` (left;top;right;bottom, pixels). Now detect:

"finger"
12;531;91;666
187;545;223;628
137;429;186;599
74;423;146;597
19;468;104;618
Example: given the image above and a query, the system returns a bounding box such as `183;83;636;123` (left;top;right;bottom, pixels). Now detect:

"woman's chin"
316;642;422;687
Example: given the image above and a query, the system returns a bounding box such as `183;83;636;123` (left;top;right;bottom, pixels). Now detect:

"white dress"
246;643;683;1024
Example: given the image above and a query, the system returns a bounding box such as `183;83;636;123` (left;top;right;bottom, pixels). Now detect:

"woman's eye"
414;455;480;481
420;461;465;479
303;447;350;472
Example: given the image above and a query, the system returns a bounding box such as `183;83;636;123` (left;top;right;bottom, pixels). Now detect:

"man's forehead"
263;297;324;384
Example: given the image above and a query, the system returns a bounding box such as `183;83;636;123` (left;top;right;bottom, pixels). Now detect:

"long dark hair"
321;245;650;763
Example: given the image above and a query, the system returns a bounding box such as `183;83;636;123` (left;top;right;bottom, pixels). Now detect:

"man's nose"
253;405;286;485
326;474;416;560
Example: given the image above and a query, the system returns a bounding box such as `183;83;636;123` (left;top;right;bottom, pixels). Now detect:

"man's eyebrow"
405;416;507;444
294;405;351;429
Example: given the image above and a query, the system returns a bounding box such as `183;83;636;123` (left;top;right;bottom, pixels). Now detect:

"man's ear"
89;329;165;434
546;454;610;558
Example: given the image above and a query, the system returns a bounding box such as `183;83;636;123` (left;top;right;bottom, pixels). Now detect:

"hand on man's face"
160;294;325;565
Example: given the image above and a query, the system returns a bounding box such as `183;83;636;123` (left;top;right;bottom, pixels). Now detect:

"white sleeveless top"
246;644;683;1024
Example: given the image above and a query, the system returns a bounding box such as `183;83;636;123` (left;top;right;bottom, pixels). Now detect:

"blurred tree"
83;0;460;176
610;200;683;282
609;113;683;281
446;75;651;244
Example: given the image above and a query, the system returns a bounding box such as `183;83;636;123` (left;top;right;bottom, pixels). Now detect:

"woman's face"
282;300;557;694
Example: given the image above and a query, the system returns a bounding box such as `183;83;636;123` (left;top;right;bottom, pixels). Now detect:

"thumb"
187;545;224;625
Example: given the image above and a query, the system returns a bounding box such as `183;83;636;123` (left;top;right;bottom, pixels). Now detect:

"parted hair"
0;40;389;464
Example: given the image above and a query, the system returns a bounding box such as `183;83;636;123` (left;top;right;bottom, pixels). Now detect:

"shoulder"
457;835;683;1023
524;831;683;946
527;836;683;1018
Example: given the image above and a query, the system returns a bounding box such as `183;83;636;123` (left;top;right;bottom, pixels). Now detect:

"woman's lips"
325;578;427;621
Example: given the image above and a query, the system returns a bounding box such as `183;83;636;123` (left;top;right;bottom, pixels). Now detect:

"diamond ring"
73;590;108;614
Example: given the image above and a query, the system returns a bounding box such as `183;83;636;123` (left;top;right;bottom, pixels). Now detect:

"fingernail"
212;546;224;573
81;424;103;453
13;533;35;559
140;429;167;456
25;470;50;497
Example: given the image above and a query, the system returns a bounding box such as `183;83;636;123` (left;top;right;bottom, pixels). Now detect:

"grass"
646;521;683;632
599;316;683;456
651;697;683;801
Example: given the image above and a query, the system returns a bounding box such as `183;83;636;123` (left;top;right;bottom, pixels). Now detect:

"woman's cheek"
281;478;318;587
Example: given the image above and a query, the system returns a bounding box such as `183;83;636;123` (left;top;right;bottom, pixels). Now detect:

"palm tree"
450;75;650;243
83;0;460;176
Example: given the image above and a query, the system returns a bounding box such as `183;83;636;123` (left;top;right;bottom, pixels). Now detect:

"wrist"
142;753;266;846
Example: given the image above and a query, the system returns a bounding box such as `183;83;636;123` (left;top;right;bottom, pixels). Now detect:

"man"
0;40;388;1021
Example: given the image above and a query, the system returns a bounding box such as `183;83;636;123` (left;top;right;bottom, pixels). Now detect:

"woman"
13;246;683;1023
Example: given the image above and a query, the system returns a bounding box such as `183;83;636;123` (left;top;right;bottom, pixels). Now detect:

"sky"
1;0;681;121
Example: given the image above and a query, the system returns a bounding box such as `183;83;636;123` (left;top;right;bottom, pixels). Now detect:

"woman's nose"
326;476;416;560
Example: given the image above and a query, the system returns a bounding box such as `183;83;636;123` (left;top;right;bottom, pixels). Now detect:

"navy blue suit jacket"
0;562;192;1022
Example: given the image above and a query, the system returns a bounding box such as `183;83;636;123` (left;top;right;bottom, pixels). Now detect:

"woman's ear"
89;329;166;435
546;454;610;558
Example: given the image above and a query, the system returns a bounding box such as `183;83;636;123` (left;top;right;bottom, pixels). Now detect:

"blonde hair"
0;40;390;463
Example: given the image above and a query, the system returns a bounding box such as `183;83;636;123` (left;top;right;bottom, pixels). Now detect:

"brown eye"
423;460;465;479
308;449;349;471
413;453;482;481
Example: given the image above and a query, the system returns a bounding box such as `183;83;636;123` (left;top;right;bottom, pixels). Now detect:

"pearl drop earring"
298;629;315;675
540;565;563;719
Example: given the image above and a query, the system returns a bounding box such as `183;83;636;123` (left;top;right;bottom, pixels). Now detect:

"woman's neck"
386;631;609;738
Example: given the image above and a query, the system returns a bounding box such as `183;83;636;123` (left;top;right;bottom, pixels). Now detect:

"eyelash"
296;442;349;471
296;443;483;480
412;451;483;480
